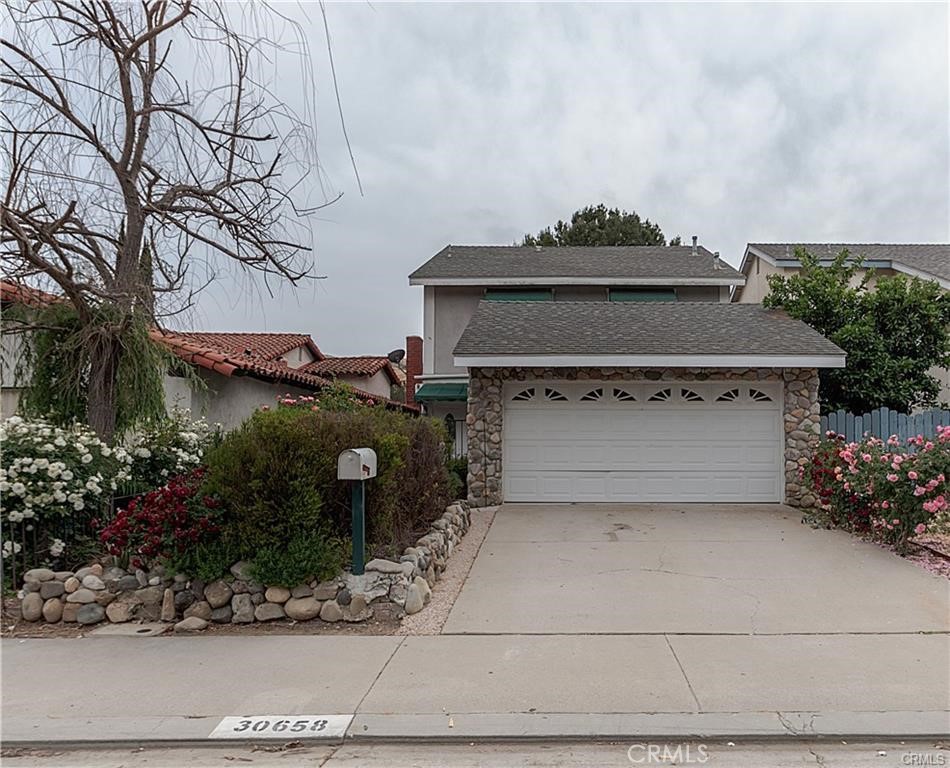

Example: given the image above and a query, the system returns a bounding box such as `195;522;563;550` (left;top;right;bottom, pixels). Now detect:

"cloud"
181;2;949;355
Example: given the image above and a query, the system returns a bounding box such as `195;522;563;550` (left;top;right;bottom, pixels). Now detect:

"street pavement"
2;741;949;767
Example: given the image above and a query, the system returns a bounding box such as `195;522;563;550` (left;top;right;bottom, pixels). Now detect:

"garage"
453;301;846;508
503;380;783;502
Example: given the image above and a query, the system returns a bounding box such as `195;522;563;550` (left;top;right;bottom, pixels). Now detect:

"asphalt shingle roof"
410;245;744;282
751;243;950;283
453;301;844;358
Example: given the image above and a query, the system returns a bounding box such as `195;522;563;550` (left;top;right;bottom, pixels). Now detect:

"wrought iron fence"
0;488;142;594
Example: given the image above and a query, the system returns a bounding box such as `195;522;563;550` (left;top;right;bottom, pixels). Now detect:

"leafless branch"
1;0;329;438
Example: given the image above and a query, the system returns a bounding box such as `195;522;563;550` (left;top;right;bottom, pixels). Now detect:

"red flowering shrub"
98;468;222;570
806;425;950;553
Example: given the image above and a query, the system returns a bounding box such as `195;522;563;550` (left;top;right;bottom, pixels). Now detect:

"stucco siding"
280;346;317;368
932;365;950;407
1;388;22;418
338;370;391;398
1;333;29;389
738;257;897;304
432;286;483;375
166;370;313;431
736;260;790;303
162;374;194;413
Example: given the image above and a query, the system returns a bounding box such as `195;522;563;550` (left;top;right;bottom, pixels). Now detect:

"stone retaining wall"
467;367;821;508
17;501;471;630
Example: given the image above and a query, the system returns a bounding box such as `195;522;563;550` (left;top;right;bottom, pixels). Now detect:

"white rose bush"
122;409;219;494
1;411;220;585
1;416;133;582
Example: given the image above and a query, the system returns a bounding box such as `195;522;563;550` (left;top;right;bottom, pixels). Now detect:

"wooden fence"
820;407;950;443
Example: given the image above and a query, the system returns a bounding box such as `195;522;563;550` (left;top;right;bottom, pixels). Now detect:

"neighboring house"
407;243;845;507
1;281;414;428
300;356;401;399
733;243;950;404
154;331;411;430
1;282;61;417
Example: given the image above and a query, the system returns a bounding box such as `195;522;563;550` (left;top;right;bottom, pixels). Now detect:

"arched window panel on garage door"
579;388;604;402
716;388;740;402
511;387;536;402
612;387;636;402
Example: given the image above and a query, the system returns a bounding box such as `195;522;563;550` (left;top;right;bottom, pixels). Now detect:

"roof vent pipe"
713;251;722;269
691;235;698;256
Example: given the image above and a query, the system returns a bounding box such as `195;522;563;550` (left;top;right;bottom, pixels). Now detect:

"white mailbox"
337;448;378;481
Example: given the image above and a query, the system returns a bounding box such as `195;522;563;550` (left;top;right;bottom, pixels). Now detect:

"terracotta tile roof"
1;281;62;308
301;356;400;384
1;280;417;411
165;332;323;363
150;330;416;412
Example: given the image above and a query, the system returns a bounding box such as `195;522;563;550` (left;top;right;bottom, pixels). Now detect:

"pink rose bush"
266;381;374;414
806;425;949;553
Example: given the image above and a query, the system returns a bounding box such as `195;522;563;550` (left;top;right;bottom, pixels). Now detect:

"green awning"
415;382;468;402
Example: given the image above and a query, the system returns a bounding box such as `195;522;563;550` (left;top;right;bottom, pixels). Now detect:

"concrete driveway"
442;503;950;634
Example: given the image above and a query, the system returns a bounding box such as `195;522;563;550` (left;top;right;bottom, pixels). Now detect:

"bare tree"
1;0;330;440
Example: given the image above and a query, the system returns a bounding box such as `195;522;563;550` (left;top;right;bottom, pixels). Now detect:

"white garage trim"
502;380;784;503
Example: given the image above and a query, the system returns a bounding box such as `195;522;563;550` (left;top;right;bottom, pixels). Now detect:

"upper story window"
608;288;676;302
484;288;553;301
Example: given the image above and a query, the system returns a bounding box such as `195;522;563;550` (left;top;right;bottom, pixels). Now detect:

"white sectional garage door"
503;381;783;503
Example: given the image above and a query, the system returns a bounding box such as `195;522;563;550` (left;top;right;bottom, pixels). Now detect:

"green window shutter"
608;289;677;302
484;289;553;301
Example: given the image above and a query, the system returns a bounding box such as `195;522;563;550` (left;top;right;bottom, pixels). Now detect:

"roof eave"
891;262;950;289
453;353;846;369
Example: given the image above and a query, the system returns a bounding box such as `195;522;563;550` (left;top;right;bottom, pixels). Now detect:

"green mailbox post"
337;448;377;576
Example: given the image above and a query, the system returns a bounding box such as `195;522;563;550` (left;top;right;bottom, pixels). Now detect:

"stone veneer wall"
18;502;471;629
467;367;820;509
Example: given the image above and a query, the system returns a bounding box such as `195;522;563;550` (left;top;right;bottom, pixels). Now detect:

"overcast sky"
183;1;950;357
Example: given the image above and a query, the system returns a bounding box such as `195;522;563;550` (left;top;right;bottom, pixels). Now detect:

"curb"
3;711;948;747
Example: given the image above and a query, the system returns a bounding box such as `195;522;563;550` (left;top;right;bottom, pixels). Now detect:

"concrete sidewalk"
3;633;948;745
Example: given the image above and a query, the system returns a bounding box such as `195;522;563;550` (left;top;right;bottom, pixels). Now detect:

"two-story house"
408;242;845;508
733;243;950;403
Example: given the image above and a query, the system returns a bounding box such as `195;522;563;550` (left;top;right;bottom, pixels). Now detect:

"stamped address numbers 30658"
209;714;352;739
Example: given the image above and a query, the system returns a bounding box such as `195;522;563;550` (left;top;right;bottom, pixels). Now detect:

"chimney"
405;335;423;405
691;235;698;256
713;250;722;269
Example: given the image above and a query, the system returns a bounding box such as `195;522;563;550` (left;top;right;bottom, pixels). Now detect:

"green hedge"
200;407;454;583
